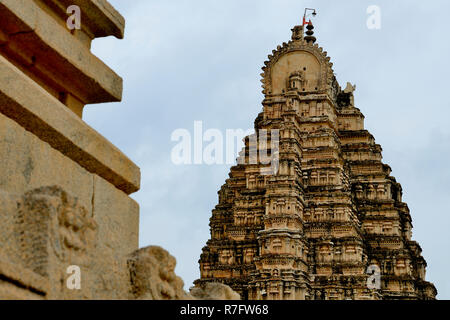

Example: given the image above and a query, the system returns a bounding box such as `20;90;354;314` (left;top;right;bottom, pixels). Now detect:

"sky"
85;0;450;299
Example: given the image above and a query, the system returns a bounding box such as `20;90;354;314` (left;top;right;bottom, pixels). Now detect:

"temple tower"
197;21;436;300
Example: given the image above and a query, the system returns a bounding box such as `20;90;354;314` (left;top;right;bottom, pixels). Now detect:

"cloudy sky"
85;0;450;299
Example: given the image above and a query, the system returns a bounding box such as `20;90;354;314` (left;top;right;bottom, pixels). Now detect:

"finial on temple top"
304;21;316;44
302;8;317;44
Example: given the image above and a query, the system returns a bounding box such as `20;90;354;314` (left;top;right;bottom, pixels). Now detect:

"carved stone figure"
128;246;190;300
16;186;98;273
190;282;241;300
128;246;239;300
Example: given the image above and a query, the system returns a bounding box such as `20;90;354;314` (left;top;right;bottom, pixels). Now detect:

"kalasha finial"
302;8;317;44
304;21;316;44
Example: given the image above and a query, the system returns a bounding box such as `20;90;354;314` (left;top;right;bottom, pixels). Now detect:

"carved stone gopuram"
197;23;437;300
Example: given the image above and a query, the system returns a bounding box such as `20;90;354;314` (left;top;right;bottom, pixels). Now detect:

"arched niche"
270;50;322;95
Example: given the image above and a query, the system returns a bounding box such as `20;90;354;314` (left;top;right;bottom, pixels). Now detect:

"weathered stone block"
0;0;123;105
89;176;139;299
0;54;140;194
0;113;94;212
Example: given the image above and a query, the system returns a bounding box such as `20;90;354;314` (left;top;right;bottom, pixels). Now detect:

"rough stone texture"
190;283;241;300
197;24;437;300
0;186;95;299
0;113;94;212
0;110;140;299
0;0;140;300
128;246;192;300
0;0;239;301
1;183;170;300
128;246;240;300
90;176;140;299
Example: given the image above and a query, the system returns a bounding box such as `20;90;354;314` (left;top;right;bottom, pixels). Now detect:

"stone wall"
0;0;239;300
0;0;141;300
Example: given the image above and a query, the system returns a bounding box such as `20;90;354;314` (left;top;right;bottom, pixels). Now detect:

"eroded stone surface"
128;246;240;300
0;0;208;301
128;246;192;300
0;185;141;300
190;283;241;300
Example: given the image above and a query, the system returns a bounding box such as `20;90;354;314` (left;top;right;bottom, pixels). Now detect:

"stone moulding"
0;255;49;298
39;0;126;39
0;0;123;105
0;54;140;194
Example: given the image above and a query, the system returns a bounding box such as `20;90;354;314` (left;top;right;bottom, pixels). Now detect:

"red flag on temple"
302;16;311;26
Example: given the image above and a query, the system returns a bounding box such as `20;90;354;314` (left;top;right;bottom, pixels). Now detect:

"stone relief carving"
190;282;240;300
15;186;97;276
128;246;191;300
128;246;240;300
0;186;100;299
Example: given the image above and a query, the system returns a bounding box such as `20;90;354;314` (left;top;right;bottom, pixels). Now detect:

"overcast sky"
85;0;450;299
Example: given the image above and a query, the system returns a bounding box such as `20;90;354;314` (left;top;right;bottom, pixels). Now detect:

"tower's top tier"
260;23;339;99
